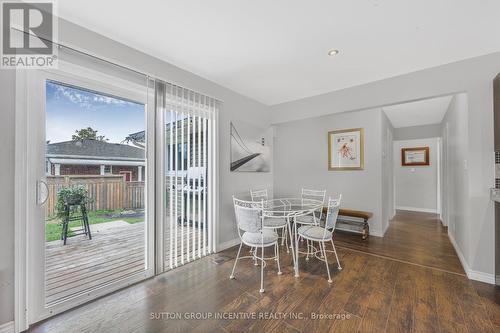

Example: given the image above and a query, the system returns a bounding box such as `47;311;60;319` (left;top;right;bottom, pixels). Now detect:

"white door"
22;60;155;323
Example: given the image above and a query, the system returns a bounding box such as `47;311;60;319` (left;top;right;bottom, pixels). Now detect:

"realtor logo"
1;0;57;68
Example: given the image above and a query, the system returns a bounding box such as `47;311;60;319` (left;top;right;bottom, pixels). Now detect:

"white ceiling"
382;95;453;128
58;1;500;105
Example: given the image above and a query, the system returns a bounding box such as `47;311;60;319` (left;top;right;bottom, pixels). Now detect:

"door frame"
14;61;156;330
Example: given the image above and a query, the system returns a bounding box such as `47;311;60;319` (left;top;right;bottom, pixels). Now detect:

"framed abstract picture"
230;121;271;172
328;128;364;170
401;147;429;166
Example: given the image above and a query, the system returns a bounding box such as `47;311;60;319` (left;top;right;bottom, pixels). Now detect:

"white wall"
0;70;15;327
381;111;395;233
441;94;470;273
394;138;439;213
271;52;500;282
393;124;441;140
0;18;273;326
273;108;386;236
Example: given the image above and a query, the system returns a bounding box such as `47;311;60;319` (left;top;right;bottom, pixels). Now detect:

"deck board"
45;221;200;305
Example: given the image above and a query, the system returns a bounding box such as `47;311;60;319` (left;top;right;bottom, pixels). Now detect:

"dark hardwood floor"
28;211;499;333
335;210;464;274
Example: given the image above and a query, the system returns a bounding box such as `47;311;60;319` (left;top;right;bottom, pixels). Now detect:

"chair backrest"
301;188;326;202
233;197;263;233
301;188;326;221
250;188;268;202
325;195;342;230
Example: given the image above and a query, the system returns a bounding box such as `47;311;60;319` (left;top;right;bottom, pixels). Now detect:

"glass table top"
263;198;323;214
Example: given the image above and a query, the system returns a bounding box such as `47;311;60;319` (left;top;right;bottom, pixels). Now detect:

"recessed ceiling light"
328;49;339;56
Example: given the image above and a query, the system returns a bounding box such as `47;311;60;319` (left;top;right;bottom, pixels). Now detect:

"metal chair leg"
260;245;265;293
320;241;332;283
285;225;290;253
331;239;342;270
276;243;282;275
230;242;243;279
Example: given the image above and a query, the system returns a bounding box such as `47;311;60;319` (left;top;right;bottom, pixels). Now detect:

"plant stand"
61;203;92;245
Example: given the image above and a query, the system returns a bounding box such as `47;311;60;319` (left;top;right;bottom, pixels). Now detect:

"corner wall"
381;111;395;233
272;108;386;236
441;94;472;276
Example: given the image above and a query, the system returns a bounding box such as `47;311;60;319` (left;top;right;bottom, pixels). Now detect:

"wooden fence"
45;175;145;216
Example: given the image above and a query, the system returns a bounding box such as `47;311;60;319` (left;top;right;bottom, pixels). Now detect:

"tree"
72;127;108;141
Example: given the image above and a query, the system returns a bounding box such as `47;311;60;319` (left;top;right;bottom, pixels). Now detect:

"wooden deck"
45;221;198;305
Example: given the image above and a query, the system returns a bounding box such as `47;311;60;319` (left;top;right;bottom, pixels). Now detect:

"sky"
45;81;145;144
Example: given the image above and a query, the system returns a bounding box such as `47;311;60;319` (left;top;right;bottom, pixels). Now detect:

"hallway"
334;210;464;275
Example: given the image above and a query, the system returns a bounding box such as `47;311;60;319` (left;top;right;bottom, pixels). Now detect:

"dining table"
263;198;324;277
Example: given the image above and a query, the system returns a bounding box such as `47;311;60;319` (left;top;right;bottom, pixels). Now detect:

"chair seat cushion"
298;225;332;241
263;217;287;228
241;229;278;246
295;215;316;224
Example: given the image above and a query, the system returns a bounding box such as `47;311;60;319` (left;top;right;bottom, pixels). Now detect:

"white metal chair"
296;188;326;225
230;197;282;293
295;188;326;259
250;189;289;252
250;188;269;202
297;195;342;283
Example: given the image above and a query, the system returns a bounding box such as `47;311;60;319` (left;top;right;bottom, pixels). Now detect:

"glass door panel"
27;45;154;323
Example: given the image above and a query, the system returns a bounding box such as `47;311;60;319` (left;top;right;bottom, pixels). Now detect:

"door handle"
37;180;49;206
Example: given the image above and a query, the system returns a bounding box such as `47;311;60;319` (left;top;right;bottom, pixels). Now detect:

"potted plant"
55;185;91;217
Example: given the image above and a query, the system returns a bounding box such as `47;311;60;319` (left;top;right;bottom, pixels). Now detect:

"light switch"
411;168;416;172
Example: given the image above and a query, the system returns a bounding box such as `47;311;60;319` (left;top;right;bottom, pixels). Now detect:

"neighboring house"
46;139;145;181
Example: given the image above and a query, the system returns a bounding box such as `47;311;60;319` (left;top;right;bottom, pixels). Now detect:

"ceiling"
58;1;500;105
382;95;453;128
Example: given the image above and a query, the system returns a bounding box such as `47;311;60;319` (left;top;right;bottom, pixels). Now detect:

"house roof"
125;131;145;143
46;139;145;161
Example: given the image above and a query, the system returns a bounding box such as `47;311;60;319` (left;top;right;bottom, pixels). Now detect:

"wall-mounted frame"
401;147;430;166
328;128;364;170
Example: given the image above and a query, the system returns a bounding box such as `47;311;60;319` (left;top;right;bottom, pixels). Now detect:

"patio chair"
230;197;281;293
295;188;326;259
297;195;342;283
250;188;289;252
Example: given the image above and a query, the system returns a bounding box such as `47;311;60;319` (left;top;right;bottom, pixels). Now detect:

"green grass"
45;209;144;242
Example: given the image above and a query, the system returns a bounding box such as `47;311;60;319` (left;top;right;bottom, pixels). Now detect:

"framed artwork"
328;128;364;170
401;147;429;166
230;121;271;172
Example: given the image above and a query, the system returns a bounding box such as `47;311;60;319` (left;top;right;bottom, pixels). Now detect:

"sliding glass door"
156;83;218;272
24;46;155;323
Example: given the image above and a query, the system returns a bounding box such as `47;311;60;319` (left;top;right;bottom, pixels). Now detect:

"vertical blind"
157;80;218;270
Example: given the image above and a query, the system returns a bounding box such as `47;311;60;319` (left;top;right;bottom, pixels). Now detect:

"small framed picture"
328;128;364;170
401;147;429;166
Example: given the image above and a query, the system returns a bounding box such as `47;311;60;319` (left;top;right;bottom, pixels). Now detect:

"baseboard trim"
468;270;496;284
369;229;385;237
448;231;495;284
396;206;438;214
0;321;14;333
217;238;240;252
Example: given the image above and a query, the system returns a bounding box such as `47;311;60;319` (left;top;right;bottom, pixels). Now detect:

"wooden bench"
322;207;373;240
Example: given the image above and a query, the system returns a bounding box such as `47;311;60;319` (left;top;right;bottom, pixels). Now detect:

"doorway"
393;137;440;214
